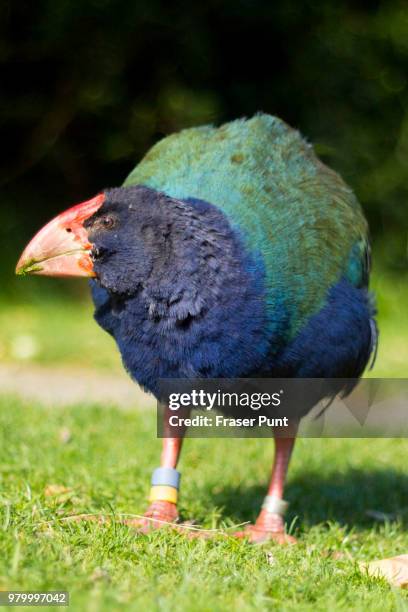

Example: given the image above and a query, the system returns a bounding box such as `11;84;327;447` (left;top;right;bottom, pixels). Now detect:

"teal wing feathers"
124;114;369;339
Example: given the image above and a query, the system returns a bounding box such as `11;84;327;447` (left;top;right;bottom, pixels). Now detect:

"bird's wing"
125;114;369;338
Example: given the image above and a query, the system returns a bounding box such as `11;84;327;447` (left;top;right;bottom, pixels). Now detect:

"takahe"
16;114;376;543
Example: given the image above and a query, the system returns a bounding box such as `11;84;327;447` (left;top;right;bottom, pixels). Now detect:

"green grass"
0;295;121;371
369;269;408;377
0;264;407;609
1;397;408;611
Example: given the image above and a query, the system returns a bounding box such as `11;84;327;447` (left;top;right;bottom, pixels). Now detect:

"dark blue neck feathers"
90;195;270;395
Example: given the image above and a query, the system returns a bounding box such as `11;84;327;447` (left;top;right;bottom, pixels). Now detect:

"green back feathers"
125;114;368;336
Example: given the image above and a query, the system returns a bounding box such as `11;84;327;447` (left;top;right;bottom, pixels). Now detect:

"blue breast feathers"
89;197;375;400
90;197;272;396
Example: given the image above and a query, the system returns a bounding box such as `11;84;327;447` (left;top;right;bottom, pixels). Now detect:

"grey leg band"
151;467;181;489
262;496;289;515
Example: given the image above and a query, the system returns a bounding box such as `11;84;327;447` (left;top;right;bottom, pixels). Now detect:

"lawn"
1;397;408;611
0;265;407;610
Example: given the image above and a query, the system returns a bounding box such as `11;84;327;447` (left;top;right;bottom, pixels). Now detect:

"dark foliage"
1;0;407;291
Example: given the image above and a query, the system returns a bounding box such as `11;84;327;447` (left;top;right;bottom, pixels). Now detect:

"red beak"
16;194;105;277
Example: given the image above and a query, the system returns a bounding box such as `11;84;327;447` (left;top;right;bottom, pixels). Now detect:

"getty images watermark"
156;378;408;438
167;388;287;428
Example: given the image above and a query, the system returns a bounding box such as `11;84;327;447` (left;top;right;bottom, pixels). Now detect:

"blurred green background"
0;0;407;375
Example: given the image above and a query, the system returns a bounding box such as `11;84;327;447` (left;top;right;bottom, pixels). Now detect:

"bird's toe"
233;510;297;545
233;524;297;545
124;500;179;533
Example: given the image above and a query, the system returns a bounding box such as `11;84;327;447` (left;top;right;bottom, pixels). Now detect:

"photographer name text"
167;414;289;428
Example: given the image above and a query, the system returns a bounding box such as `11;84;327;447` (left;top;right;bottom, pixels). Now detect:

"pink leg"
160;402;190;469
235;431;297;544
126;406;188;532
160;417;185;469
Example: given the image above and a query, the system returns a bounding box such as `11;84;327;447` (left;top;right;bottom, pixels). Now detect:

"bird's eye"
101;215;115;229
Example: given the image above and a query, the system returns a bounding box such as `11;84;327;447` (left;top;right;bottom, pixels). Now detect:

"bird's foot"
123;501;179;533
234;510;297;545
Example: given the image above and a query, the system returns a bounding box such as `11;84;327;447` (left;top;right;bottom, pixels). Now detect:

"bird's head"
16;186;180;294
